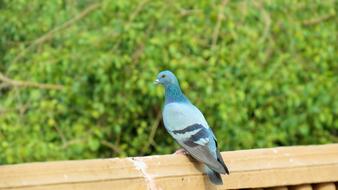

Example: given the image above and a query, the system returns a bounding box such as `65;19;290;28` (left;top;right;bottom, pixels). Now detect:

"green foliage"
0;0;337;164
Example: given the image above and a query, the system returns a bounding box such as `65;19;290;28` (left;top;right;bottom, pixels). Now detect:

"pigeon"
154;70;229;185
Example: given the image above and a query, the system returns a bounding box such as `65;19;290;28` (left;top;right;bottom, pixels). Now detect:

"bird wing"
163;102;227;174
171;124;227;174
213;137;230;175
215;148;230;174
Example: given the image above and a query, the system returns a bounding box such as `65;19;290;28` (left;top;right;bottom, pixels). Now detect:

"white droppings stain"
128;157;161;190
272;149;278;153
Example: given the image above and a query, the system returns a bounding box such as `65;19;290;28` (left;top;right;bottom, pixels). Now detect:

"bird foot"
173;148;189;155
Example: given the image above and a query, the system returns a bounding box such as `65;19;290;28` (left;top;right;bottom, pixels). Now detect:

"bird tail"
205;166;223;185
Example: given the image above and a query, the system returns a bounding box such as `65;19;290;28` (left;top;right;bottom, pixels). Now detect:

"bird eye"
161;74;166;78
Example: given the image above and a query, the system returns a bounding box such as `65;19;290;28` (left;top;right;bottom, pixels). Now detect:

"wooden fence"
0;144;337;190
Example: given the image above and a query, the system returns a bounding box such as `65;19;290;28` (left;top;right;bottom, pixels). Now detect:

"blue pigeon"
154;70;229;185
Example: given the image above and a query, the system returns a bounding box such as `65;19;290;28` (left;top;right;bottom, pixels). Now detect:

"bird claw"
173;148;189;155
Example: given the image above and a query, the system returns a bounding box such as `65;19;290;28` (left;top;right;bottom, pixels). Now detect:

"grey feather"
215;143;230;175
189;125;210;144
178;140;227;174
206;166;223;185
172;123;203;134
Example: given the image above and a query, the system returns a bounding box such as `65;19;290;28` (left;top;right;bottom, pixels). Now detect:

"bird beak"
154;79;160;84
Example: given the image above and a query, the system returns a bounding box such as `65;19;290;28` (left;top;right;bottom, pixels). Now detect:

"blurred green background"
0;0;337;164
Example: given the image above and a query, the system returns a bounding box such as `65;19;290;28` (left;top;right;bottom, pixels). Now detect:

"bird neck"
164;83;189;104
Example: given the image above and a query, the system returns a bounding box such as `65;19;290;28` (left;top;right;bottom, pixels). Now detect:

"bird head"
154;70;179;86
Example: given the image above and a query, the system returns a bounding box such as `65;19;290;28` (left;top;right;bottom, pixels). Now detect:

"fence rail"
0;144;337;190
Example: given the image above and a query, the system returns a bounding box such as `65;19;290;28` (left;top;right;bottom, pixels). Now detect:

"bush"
0;0;336;164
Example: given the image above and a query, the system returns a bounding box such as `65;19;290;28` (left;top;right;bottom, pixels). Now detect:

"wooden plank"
0;144;337;190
